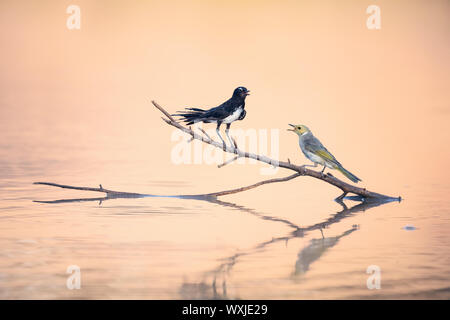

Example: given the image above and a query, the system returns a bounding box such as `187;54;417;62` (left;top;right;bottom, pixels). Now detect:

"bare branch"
151;100;400;201
153;100;176;122
206;173;301;197
198;127;212;141
33;182;142;197
218;155;241;168
34;173;301;201
231;136;238;149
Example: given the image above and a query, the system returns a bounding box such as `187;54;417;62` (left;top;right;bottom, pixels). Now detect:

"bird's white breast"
222;106;243;124
305;150;327;166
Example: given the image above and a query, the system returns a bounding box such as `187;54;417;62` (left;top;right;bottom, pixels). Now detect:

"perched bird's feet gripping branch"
173;86;250;152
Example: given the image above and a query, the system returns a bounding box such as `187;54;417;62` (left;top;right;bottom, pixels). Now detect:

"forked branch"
152;100;400;201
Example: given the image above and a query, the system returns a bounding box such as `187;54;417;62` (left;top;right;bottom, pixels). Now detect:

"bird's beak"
245;90;251;96
287;123;295;131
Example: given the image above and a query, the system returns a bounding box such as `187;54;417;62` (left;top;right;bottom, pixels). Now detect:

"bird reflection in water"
178;198;394;299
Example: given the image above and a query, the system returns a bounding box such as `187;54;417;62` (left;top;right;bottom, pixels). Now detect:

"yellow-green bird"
288;124;361;183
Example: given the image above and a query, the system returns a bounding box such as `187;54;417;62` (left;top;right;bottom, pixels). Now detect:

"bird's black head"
232;87;250;99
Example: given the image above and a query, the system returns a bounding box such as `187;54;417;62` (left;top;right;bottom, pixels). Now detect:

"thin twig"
206;173;301;197
33;182;142;197
34;173;301;200
218;155;241;168
153;100;176;122
198;127;212;141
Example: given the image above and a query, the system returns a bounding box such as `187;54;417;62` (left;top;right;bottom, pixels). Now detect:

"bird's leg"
225;123;234;149
216;122;226;150
320;165;327;178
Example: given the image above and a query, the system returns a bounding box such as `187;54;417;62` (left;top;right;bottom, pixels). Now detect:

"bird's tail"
337;166;361;183
172;108;206;125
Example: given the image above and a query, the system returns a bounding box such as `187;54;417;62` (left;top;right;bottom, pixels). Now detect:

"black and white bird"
173;87;250;146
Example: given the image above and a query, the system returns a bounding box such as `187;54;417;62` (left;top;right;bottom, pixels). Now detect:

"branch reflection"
180;197;396;299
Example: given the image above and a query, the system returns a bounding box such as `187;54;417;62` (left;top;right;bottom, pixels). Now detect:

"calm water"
0;0;449;299
1;112;449;299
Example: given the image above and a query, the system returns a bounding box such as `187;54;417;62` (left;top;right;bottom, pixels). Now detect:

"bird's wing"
176;95;244;122
303;135;341;166
238;109;246;120
202;96;243;121
315;150;340;165
202;105;231;121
